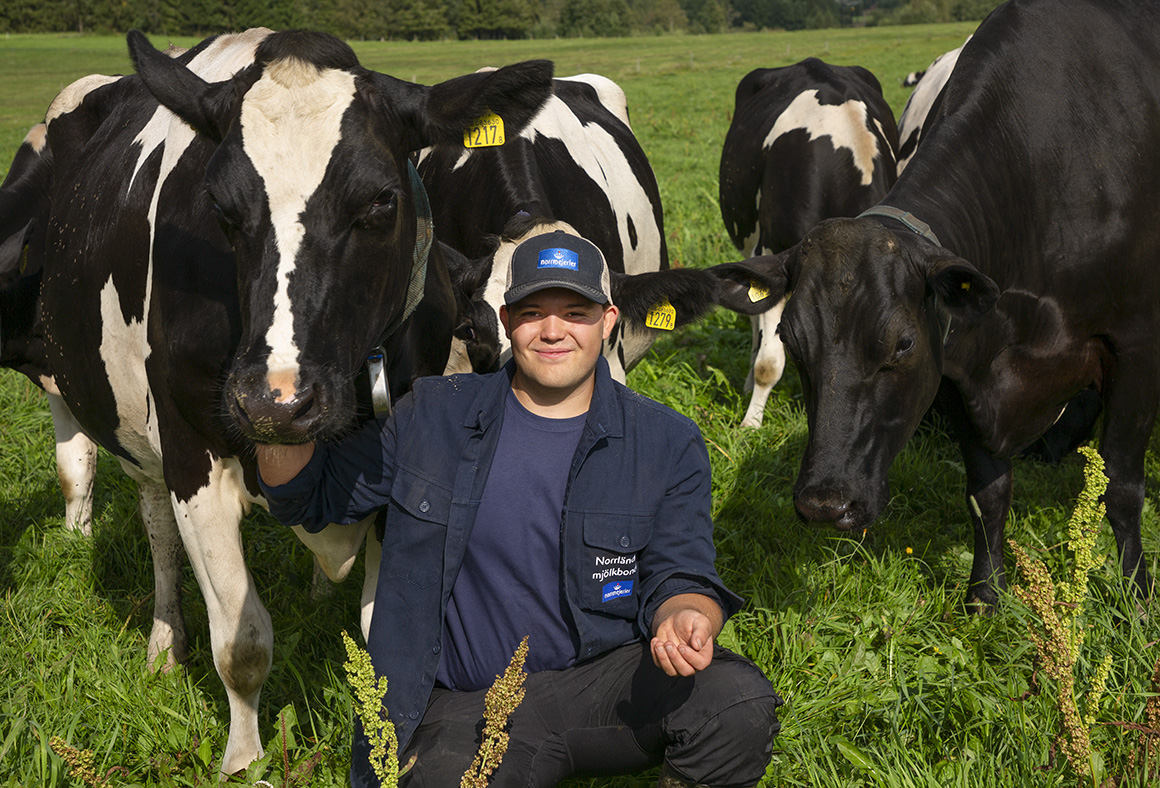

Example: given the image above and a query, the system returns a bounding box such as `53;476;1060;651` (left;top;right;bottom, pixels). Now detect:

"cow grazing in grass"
418;73;670;382
740;0;1159;610
0;123;98;534
718;58;899;427
32;27;554;774
896;38;969;173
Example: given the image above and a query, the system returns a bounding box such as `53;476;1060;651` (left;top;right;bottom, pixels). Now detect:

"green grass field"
3;22;1160;787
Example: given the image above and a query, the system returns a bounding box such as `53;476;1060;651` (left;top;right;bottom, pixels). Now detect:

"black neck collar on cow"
858;205;942;247
364;160;434;418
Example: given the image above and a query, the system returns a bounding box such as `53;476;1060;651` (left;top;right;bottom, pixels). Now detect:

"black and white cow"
896;37;970;173
739;0;1160;609
417;73;669;381
0;124;98;534
33;27;554;774
718;58;899;427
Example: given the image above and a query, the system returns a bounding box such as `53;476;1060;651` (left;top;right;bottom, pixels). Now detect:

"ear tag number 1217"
464;113;506;148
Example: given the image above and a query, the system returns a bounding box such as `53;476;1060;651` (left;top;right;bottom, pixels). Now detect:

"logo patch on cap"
538;248;579;270
602;580;633;602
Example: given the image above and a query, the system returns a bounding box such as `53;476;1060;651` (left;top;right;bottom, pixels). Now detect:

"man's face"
500;287;618;399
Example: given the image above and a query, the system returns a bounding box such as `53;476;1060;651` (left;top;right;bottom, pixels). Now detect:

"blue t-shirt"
435;390;586;691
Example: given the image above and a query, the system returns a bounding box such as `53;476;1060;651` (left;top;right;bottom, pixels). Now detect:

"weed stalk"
1009;446;1109;785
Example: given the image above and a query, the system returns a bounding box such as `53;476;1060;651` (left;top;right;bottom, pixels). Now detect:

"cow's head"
127;29;552;443
0;124;53;376
753;217;998;530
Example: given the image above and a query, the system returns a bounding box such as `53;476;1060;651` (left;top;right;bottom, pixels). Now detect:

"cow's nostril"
292;396;314;422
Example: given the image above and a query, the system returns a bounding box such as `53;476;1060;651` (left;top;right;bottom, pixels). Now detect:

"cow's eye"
893;335;915;359
371;188;396;212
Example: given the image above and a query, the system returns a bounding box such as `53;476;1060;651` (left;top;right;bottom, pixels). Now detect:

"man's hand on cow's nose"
255;442;316;486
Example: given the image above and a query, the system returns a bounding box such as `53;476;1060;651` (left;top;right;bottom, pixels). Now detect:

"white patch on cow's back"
24;123;48;153
765;89;880;187
897;36;969;173
520;94;661;277
241;60;357;398
46;74;121;124
558;73;631;127
98;276;164;478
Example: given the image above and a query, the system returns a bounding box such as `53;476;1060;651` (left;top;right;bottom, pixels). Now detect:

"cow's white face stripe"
765;89;881;187
241;60;356;399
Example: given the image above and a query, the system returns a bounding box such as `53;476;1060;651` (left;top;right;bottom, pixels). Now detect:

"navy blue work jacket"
261;357;742;754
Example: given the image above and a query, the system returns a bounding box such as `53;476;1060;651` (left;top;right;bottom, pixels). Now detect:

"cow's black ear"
704;253;792;315
376;60;554;153
128;30;251;142
926;256;999;317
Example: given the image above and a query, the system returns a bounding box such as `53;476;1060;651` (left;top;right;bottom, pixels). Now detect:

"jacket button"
409;710;420;720
432;644;441;655
419;500;430;513
619;536;630;548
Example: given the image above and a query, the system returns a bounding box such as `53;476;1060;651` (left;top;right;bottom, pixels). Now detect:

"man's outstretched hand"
650;593;724;677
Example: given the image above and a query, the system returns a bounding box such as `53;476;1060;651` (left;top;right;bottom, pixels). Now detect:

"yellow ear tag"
645;298;676;331
463;112;506;148
748;280;771;303
961;281;971;291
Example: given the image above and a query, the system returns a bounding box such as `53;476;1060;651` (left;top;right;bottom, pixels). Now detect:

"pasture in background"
3;23;1159;787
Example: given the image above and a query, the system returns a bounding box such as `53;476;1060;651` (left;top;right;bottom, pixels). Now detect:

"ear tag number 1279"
645;298;676;331
464;112;506;148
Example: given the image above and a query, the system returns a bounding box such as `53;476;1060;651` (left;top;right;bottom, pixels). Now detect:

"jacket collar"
462;355;624;439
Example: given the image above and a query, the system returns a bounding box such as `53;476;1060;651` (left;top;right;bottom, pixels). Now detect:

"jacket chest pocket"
579;513;654;616
382;469;452;589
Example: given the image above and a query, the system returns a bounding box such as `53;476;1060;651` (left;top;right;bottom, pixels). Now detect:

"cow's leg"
137;478;188;672
939;384;1013;611
1096;368;1157;602
361;526;382;641
961;446;1013;612
169;457;271;775
740;301;787;429
47;392;97;535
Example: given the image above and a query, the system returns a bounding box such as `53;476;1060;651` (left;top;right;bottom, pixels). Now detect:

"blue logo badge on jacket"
538;248;579;270
602;580;633;602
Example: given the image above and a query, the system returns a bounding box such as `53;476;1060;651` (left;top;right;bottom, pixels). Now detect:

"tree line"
1;0;1002;40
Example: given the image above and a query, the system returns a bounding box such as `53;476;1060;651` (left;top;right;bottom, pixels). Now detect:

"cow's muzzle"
225;367;333;444
794;484;877;531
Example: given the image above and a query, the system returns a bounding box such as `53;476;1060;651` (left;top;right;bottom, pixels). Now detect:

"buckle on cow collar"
367;347;391;418
858;205;941;247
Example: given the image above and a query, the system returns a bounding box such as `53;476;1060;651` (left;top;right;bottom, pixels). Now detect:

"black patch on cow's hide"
255;30;359;71
627;215;637;251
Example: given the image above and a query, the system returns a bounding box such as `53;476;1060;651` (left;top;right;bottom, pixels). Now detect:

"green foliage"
460;636;529;787
342;631;403;786
457;0;535;39
1008;447;1115;783
559;0;631;38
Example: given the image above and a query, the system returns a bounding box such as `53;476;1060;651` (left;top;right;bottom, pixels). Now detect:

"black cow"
0;123;98;534
417;72;669;382
741;0;1159;609
33;27;554;774
718;58;898;427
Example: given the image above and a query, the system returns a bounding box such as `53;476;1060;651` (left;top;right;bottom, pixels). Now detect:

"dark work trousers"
391;642;783;788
